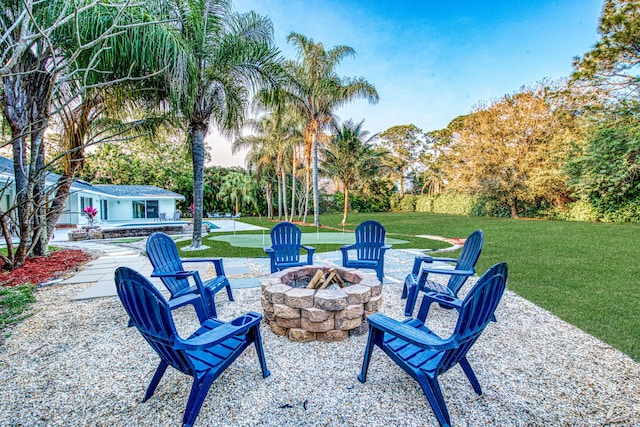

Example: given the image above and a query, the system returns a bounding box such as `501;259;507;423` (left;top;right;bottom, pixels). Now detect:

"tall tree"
321;119;385;224
169;0;281;249
0;0;175;267
262;33;378;226
443;85;577;217
379;124;424;197
217;170;257;215
573;0;640;96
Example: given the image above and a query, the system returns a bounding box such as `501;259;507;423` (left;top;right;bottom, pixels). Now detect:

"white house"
0;156;185;227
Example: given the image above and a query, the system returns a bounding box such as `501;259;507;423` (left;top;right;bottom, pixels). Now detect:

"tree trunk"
281;167;288;221
276;170;282;219
266;183;273;219
312;133;320;226
290;149;297;220
189;123;207;249
509;199;519;218
341;185;349;225
4;71;31;268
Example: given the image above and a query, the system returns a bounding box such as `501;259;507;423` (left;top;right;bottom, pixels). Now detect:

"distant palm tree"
170;0;281;248
260;33;378;226
233;113;300;219
321;119;385;225
217;171;257;215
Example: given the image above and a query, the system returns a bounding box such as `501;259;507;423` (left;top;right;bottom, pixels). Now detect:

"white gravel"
0;274;638;427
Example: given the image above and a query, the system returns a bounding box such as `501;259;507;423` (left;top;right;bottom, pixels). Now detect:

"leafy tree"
260;33;378;226
444;85;576;218
567;109;640;216
379;124;424;197
321;119;385;224
167;0;281;249
233;112;301;220
573;0;640;96
0;0;174;267
217;170;257;215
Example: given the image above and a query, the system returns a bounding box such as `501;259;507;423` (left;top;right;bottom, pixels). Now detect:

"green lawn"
178;212;639;362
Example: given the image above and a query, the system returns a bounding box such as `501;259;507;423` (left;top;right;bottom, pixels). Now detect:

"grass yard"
325;212;639;362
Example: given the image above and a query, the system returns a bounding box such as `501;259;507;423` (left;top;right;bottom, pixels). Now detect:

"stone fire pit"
261;265;382;342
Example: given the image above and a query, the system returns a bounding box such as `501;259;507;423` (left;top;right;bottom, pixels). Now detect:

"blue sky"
209;0;603;166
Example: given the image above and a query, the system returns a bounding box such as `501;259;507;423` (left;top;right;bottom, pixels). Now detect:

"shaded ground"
0;250;92;287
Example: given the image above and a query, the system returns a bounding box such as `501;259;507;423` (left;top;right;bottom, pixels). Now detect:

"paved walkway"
54;238;435;301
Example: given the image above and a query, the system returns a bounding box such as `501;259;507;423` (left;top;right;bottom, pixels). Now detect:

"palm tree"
261;32;379;226
217;170;257;215
321;119;386;225
170;0;281;248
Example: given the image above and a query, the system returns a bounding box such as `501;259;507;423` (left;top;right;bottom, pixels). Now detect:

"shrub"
399;195;417;212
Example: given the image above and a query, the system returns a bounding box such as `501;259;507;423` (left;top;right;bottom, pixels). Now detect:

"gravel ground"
0;273;638;427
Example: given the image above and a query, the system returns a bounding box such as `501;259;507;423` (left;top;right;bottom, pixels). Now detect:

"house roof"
0;156;185;200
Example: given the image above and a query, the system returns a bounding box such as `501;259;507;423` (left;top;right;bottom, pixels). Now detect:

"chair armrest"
366;313;454;350
264;247;274;255
181;258;225;276
412;255;458;275
381;244;392;250
176;312;263;350
302;245;315;264
340;243;356;251
423;291;463;310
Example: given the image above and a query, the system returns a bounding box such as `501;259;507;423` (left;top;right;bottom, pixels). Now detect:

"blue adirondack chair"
402;229;484;316
358;266;507;427
146;232;234;320
114;267;270;427
341;220;392;281
264;222;315;273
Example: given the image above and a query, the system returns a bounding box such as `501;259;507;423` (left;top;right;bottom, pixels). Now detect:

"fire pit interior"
261;266;382;342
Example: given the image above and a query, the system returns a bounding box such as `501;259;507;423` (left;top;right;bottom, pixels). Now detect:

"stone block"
336;304;364;320
264;284;292;304
343;285;372;305
360;279;382;297
269;323;288;336
284;288;315;308
261;296;274;313
317;329;348;342
301;307;332;322
314;288;348;310
263;310;276;323
335;316;362;331
301;316;334;333
364;295;382;312
273;303;300;319
275;316;301;329
349;322;369;336
288;328;316;342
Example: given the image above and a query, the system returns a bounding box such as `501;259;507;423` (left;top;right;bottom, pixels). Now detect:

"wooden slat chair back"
341;220;391;281
264;222;315;273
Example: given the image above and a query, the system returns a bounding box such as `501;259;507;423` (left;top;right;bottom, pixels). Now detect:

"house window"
132;200;159;219
100;200;108;220
80;197;93;211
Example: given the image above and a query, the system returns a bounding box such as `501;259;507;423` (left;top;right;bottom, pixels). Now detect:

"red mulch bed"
0;250;92;287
